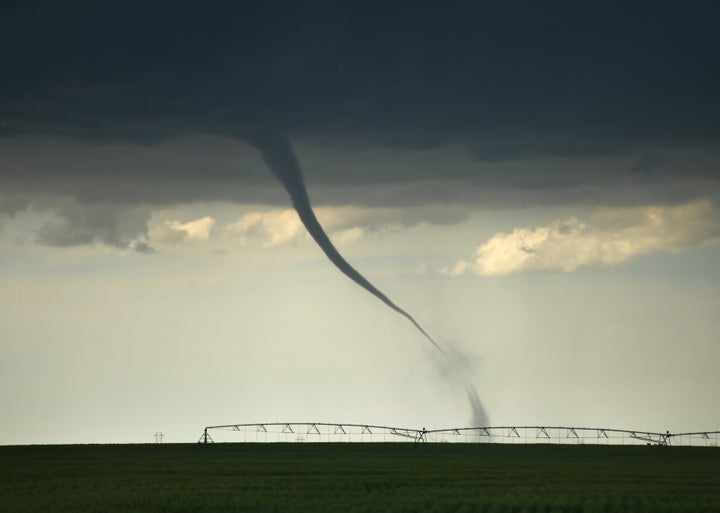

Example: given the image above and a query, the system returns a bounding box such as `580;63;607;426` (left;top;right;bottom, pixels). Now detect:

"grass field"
1;443;718;512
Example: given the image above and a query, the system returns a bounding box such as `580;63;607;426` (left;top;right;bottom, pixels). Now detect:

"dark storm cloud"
2;1;719;149
1;0;719;212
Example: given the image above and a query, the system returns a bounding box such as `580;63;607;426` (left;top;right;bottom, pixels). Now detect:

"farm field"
1;442;718;513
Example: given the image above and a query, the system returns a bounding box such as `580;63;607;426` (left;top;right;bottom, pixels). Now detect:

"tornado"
248;133;489;426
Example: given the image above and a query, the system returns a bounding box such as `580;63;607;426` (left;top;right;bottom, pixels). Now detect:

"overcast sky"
1;1;719;444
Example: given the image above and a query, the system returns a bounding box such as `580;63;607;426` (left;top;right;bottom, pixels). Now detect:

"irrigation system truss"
198;423;720;447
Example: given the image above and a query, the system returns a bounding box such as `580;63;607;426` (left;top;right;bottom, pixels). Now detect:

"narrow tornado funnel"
249;133;445;355
247;133;489;426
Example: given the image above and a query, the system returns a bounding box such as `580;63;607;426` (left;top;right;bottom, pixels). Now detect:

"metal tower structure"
197;422;719;447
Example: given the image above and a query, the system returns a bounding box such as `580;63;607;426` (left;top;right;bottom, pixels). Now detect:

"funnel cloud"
249;133;489;426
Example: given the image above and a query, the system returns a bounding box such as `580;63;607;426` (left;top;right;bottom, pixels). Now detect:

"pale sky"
1;1;719;444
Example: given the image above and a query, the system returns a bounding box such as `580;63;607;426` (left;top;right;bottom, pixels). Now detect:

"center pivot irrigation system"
198;423;720;447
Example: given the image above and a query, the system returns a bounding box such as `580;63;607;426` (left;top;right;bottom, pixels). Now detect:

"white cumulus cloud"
446;200;720;276
225;209;306;246
223;205;462;247
150;216;216;243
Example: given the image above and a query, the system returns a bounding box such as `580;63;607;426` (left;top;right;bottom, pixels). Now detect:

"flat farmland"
1;443;718;512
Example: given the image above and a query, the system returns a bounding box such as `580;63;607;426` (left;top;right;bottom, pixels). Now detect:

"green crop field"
1;443;718;512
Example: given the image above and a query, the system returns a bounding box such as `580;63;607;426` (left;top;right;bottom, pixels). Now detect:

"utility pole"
154;432;164;444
